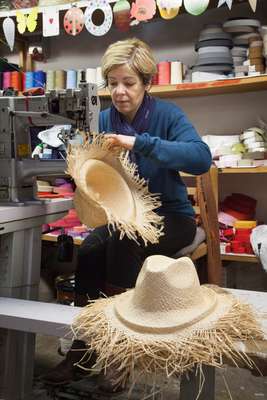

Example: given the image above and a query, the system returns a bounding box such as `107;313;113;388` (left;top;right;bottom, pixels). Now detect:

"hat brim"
73;287;263;388
67;134;164;245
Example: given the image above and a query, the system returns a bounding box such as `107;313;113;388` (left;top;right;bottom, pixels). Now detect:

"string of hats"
1;0;259;52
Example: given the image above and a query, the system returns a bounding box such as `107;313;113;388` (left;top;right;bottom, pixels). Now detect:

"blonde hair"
101;38;157;86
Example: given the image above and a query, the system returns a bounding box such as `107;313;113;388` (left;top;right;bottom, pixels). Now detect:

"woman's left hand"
105;134;136;151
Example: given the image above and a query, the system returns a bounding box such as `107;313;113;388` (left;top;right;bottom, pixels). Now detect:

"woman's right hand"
105;134;136;151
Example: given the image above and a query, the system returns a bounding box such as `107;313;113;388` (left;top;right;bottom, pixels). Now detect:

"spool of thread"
34;70;46;88
86;67;96;83
152;73;158;85
46;70;55;90
157;61;170;85
25;71;34;89
77;69;84;86
3;71;11;89
11;71;21;91
66;69;77;89
55;70;66;89
22;72;26;91
170;61;183;84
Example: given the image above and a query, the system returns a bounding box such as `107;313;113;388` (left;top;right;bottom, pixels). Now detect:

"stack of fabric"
223;18;264;76
231;46;248;70
53;178;74;197
261;26;267;73
0;1;10;9
248;37;265;74
193;24;233;80
220;193;257;223
47;209;91;241
220;220;257;255
240;127;267;161
202;134;247;168
219;193;257;255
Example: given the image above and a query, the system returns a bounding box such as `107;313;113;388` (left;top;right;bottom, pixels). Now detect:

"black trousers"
75;214;196;299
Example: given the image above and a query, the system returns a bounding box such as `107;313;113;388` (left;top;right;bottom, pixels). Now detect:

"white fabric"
250;225;267;272
202;134;240;158
38;125;71;148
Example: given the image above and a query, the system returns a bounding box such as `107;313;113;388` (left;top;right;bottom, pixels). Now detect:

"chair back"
181;167;222;285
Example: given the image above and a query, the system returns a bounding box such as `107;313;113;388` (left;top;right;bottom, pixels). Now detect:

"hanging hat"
67;134;164;245
73;255;263;389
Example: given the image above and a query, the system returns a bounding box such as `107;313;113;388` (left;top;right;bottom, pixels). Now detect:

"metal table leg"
180;365;215;400
0;227;41;400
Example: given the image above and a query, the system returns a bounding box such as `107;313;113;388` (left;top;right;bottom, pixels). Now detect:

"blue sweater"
99;98;212;217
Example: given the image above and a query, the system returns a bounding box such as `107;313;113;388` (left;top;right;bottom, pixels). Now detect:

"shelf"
221;252;258;263
42;233;260;263
42;233;83;246
98;75;267;99
219;166;267;174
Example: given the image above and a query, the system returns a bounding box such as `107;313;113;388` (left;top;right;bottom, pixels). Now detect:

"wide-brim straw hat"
73;255;263;389
67;134;164;245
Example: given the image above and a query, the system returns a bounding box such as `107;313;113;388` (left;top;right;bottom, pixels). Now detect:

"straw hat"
73;255;263;389
67;134;164;245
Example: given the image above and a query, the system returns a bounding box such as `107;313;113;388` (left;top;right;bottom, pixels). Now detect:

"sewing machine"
0;82;100;204
0;83;100;400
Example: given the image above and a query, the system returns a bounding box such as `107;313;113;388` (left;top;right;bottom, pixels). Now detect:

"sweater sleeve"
133;106;212;175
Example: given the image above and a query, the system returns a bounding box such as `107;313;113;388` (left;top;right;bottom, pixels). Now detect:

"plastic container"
234;220;257;229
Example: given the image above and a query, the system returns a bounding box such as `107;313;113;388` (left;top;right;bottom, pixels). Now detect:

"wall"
2;2;267;70
1;1;267;219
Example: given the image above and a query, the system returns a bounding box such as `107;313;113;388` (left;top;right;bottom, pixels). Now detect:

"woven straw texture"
67;134;164;245
73;256;264;391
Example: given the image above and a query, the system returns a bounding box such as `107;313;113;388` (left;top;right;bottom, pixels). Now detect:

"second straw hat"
67;134;164;245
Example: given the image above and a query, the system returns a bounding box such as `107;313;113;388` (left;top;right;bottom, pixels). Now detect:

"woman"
44;38;212;388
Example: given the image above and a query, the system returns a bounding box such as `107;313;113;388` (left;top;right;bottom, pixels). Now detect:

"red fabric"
220;206;254;221
49;209;81;228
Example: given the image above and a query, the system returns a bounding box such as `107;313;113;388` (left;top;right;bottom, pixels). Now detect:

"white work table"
0;198;72;400
0;198;72;223
0;288;266;349
0;288;266;400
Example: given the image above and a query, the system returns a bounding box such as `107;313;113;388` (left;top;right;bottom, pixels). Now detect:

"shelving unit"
99;79;266;269
27;1;265;272
218;167;267;263
99;75;267;99
219;166;267;174
221;252;258;263
42;232;83;246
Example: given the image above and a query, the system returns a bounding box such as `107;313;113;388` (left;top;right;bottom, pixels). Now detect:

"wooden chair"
174;167;222;285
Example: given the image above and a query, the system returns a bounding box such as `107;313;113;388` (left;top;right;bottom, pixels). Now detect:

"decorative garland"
1;0;260;50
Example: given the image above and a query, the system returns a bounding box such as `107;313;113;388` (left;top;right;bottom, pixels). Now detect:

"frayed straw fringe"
72;297;263;392
66;133;164;245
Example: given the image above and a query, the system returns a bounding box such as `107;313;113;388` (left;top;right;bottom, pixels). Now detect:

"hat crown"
132;255;203;313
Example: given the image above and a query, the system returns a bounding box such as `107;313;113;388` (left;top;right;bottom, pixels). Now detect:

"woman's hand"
105;134;136;151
